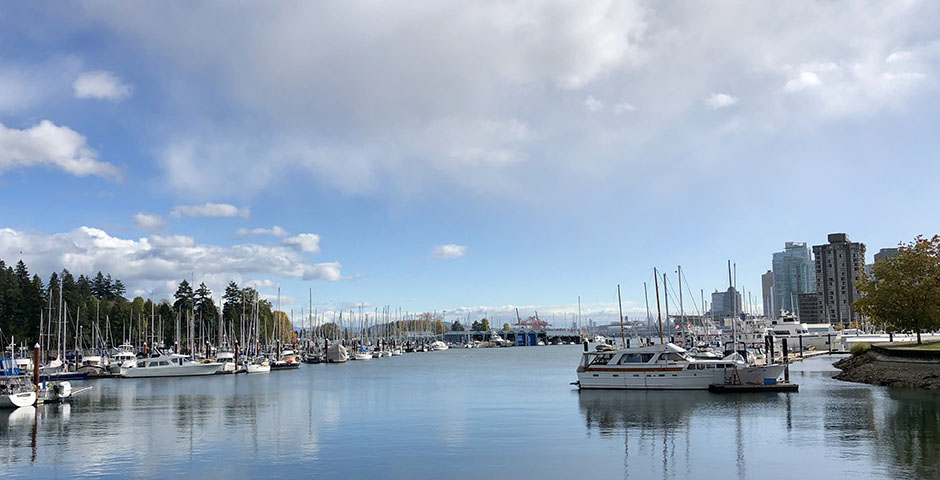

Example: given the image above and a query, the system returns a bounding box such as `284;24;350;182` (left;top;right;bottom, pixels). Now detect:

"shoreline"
833;347;940;389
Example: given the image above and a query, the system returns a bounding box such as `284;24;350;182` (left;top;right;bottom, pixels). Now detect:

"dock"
708;383;799;393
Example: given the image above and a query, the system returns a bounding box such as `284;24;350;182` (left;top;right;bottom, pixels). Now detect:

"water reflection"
880;389;940;479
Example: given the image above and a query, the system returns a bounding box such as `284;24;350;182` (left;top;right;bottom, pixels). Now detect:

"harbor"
3;347;939;479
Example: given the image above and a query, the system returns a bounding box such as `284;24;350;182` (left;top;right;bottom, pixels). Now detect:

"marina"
2;347;938;479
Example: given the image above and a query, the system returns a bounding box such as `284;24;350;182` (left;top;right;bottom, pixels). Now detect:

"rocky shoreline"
834;351;940;389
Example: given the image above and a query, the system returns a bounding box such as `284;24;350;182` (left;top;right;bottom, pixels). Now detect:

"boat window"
640;353;654;363
705;364;715;369
137;361;146;368
589;354;614;366
159;361;169;366
618;354;644;364
665;353;685;362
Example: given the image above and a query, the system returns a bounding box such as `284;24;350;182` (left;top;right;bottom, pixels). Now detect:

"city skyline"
1;2;938;326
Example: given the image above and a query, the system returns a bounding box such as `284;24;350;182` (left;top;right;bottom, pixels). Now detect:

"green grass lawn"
884;341;940;351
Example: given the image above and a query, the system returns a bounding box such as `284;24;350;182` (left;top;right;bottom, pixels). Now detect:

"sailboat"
0;357;37;408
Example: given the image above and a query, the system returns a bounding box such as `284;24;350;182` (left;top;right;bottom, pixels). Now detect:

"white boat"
109;346;138;375
215;351;237;372
246;359;271;374
42;381;72;402
1;358;37;408
768;314;840;352
391;347;403;356
121;352;223;378
575;343;785;390
429;340;449;351
353;350;373;360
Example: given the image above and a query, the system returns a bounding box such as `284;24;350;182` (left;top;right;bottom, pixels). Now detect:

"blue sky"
2;2;939;327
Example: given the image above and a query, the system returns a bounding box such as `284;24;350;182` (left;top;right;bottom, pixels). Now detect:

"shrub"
850;342;871;356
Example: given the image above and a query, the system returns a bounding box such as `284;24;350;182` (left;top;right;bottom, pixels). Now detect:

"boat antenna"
617;284;625;349
654;268;664;344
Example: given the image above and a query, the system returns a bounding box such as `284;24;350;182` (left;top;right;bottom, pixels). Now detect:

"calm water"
2;346;939;479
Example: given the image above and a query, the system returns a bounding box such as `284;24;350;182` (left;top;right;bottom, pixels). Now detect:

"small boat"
391;347;403;356
429;340;448;351
353;349;373;361
246;359;271;374
270;350;302;370
42;381;72;402
122;352;224;378
215;351;237;372
76;355;110;377
109;348;138;375
1;358;37;408
326;343;349;363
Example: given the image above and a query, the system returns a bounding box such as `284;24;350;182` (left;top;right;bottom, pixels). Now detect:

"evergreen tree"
92;272;109;298
112;279;126;299
173;279;195;312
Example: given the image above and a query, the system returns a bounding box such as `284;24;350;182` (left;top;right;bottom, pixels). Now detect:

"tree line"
0;257;286;351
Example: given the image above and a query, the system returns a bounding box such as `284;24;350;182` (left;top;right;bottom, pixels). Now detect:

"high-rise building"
710;287;742;319
771;242;815;318
796;292;824;324
813;233;867;326
874;248;899;263
761;270;774;317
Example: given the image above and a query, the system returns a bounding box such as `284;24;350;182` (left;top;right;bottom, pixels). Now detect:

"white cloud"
284;233;321;254
585;95;603;112
73;71;132;101
59;1;940;199
612;101;637;113
0;226;345;300
133;212;165;232
170;203;250;218
0;120;121;180
237;225;288;237
886;51;912;63
783;71;822;92
432;244;467;259
702;92;738;110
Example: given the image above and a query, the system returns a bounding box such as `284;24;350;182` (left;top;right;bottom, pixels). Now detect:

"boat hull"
246;364;271;374
0;391;37;408
577;364;786;390
122;363;223;378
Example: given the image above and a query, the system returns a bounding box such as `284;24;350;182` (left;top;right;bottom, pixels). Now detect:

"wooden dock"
708;383;799;393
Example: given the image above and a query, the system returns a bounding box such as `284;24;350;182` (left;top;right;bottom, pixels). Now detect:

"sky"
1;1;939;328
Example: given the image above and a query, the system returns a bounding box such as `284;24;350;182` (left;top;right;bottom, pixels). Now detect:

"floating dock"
708;383;799;393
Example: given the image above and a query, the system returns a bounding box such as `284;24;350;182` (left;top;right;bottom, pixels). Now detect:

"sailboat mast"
617;284;625;348
653;268;664;344
644;282;651;341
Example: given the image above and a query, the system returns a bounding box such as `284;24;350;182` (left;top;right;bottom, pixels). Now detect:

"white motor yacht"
768;314;840;352
122;352;223;378
215;351;237;372
429;340;448;351
576;343;785;390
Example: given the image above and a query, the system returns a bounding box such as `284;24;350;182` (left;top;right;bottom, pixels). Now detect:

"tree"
503;323;511;331
92;271;110;299
319;322;341;339
854;235;940;344
173;279;195;312
451;320;464;331
432;319;447;334
471;318;491;331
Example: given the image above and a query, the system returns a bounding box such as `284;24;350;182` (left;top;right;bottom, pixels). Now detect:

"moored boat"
122;352;223;378
1;358;37;409
575;342;785;390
